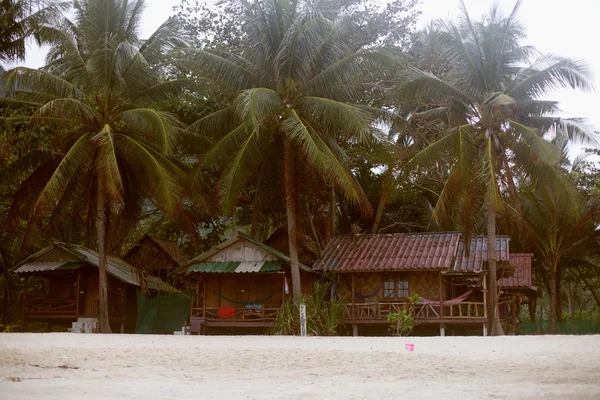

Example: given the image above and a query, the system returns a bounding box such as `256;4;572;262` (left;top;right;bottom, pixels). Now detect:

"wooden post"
439;273;444;321
440;324;445;336
75;270;81;319
351;273;355;323
203;275;207;335
202;275;206;319
21;277;28;332
483;274;488;336
352;324;358;337
194;276;200;320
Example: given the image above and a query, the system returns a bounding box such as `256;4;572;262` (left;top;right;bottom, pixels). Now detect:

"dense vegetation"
1;0;599;335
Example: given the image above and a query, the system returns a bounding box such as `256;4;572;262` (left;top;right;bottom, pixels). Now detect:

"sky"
17;0;600;150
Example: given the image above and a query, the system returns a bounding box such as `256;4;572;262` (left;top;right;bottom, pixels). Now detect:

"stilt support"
352;324;358;337
483;323;488;337
440;323;445;337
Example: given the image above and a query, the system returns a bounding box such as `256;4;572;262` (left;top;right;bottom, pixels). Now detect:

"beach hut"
124;235;188;281
314;232;537;336
11;243;175;333
171;233;315;334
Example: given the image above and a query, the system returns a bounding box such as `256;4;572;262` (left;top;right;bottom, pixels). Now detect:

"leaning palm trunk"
487;201;504;336
284;137;302;298
371;168;394;234
549;263;558;333
96;178;112;334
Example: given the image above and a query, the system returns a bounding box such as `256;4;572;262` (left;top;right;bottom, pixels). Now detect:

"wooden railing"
191;307;280;322
346;301;485;322
24;298;77;317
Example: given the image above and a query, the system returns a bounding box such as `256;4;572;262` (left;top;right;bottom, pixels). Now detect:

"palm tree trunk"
328;184;335;243
549;264;558;334
555;267;563;321
2;274;9;326
302;197;322;259
487;201;504;336
577;267;600;308
96;179;112;333
371;169;394;234
284;137;302;299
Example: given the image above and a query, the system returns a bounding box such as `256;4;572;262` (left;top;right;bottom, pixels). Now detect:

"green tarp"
519;320;600;335
135;290;193;334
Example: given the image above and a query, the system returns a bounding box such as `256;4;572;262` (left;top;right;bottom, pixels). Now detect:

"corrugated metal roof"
172;233;313;275
313;232;461;272
501;253;534;288
13;261;85;273
452;236;510;273
187;261;282;273
12;243;176;292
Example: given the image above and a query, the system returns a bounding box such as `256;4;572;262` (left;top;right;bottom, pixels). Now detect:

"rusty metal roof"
12;243;176;292
452;236;510;273
501;253;534;288
313;232;461;272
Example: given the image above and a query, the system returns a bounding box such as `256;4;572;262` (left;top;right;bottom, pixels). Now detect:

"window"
383;273;409;299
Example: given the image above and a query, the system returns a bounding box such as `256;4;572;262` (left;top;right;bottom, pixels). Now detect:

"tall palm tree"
0;0;67;62
2;0;190;332
398;1;594;335
179;0;393;297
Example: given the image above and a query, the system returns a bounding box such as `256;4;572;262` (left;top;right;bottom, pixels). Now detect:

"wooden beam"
439;272;444;321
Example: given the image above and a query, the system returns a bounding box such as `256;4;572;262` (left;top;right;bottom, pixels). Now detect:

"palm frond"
120;108;183;154
92;124;124;201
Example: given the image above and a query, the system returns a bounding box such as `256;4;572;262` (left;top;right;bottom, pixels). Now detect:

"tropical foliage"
0;0;599;336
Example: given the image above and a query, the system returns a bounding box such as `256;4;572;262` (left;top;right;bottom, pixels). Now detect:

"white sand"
1;334;599;399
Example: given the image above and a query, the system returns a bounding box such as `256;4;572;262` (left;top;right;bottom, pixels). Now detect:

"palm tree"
179;0;393;297
2;0;190;333
398;1;594;335
0;1;67;62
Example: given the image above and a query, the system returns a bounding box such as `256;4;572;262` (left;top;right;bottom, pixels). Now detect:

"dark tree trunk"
328;185;335;243
371;169;394;234
577;267;600;308
528;296;537;322
96;179;112;333
555;267;563;321
2;274;9;326
487;201;504;336
549;264;558;334
284;137;302;299
302;197;322;259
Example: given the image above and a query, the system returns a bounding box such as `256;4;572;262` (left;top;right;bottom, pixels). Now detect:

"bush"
271;281;347;336
387;292;419;336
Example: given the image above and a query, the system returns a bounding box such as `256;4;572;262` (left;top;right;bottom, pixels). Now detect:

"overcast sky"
18;0;600;146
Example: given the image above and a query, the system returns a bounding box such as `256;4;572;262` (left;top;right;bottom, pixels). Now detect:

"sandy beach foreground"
0;334;599;399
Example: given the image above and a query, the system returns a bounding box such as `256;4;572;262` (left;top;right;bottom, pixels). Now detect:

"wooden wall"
203;273;285;308
206;240;279;262
336;271;441;302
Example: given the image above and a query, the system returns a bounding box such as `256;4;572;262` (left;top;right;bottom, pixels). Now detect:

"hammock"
213;288;282;306
341;275;383;299
417;289;474;305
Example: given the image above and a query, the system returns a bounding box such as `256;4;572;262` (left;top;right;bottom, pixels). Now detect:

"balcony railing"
191;307;280;322
24;298;77;318
345;301;485;322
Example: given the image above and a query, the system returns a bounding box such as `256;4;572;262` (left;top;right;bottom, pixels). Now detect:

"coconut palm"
178;0;393;297
1;0;190;332
397;1;595;335
0;0;68;62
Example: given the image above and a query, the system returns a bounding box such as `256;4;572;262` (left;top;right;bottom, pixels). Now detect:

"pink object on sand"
405;344;415;352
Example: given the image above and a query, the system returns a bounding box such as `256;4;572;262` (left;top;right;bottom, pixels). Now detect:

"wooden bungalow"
124;235;188;281
172;233;315;334
11;243;175;333
314;233;536;336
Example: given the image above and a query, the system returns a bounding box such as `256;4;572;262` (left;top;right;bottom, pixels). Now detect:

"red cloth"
217;307;237;318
